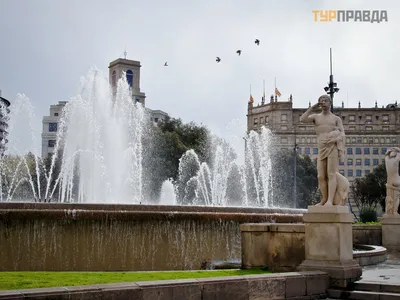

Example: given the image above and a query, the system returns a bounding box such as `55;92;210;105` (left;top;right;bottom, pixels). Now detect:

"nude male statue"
384;147;400;215
300;95;348;206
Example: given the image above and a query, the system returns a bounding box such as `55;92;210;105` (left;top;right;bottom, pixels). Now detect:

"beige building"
247;94;400;211
41;58;169;158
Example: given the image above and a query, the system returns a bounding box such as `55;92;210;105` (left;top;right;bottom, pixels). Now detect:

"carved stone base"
298;259;362;288
297;205;362;288
382;215;400;251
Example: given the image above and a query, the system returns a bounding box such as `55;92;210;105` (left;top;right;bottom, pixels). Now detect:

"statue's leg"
326;155;339;206
317;158;328;205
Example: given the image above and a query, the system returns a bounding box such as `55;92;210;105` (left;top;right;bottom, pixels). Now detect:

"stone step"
328;288;400;300
352;282;400;294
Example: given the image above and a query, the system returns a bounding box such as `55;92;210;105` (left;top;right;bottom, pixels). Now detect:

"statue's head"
385;147;400;158
318;95;331;111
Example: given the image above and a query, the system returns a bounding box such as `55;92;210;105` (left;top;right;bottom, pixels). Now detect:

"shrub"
359;206;378;223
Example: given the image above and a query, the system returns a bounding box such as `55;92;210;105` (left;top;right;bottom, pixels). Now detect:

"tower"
108;57;146;106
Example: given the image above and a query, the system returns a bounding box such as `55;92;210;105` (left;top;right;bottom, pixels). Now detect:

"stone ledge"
0;272;329;300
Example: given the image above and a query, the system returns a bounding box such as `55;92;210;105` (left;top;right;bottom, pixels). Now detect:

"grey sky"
1;0;399;158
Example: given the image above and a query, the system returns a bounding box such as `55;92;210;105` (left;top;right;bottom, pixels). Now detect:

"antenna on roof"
123;45;127;59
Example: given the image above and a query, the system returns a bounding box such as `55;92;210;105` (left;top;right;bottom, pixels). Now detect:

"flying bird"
236;50;242;56
254;39;260;46
216;57;221;63
164;62;168;66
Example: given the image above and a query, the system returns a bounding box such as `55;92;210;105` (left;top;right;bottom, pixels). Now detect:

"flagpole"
274;77;276;96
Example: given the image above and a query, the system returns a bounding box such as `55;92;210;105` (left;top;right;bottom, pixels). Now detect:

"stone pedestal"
297;206;362;288
382;215;400;251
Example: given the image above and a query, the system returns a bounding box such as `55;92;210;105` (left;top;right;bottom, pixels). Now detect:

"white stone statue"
384;147;400;216
300;95;349;206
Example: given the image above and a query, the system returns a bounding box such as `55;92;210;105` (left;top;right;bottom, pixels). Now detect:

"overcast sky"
1;0;399;158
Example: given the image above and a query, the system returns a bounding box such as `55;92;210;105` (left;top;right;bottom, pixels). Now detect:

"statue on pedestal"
384;147;400;216
300;95;349;206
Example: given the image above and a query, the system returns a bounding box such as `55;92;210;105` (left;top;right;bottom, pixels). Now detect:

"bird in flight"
164;62;168;66
255;39;260;46
236;50;242;56
216;57;221;63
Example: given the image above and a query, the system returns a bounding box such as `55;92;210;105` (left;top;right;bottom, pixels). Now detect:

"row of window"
340;158;384;166
340;169;371;177
290;136;397;145
298;147;389;156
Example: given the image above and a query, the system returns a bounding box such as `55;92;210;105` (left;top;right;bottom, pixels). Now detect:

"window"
260;117;264;124
392;138;397;143
368;138;373;144
154;118;159;123
365;170;370;175
348;170;353;177
347;159;353;166
281;114;287;122
349;126;356;131
357;137;362;144
346;137;350;144
347;148;353;155
266;116;269;123
374;138;379;143
363;138;367;143
254;118;258;125
366;115;372;123
356;159;361;166
312;137;316;143
281;125;288;130
112;70;116;86
305;148;310;155
355;148;361;155
49;123;57;132
365;159;370;166
356;170;362;177
364;148;370;154
373;148;379;155
382;148;387;155
380;137;385;143
313;148;318;154
386;137;390;143
281;137;288;144
383;114;389;123
383;126;389;131
126;70;133;86
307;137;311;143
349;115;355;123
366;126;373;131
339;160;344;165
339;170;345;175
54;113;59;117
373;159;379;166
297;148;302;154
301;137;305;143
352;137;356;143
48;140;56;147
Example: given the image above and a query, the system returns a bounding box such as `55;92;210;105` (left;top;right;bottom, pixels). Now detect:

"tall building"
109;58;146;106
41;101;67;158
0;90;10;156
247;94;400;212
41;58;169;158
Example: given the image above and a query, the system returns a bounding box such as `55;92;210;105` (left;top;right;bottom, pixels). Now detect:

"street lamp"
324;48;340;112
293;143;298;208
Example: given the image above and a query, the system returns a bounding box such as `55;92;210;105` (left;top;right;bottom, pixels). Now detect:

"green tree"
270;150;319;208
142;117;211;202
351;163;387;212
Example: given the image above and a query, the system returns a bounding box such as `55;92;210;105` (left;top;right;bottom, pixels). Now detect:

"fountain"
0;67;306;272
0;68;278;206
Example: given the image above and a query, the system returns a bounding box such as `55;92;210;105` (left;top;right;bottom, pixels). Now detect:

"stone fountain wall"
0;203;305;271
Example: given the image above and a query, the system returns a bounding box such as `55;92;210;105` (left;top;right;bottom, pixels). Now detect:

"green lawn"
0;269;270;290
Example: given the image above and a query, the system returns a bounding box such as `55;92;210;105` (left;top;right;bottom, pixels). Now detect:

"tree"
270;150;319;208
142;117;211;202
351;163;387;212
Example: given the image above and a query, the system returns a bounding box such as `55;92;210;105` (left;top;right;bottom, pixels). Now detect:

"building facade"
41;58;169;158
0;90;10;156
247;95;400;211
41;101;67;158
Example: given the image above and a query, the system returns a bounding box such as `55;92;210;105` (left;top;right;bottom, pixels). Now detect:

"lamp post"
324;48;340;112
293;143;298;208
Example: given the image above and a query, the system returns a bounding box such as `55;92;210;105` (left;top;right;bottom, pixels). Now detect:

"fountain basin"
0;203;304;272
